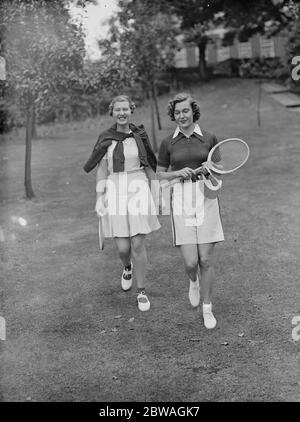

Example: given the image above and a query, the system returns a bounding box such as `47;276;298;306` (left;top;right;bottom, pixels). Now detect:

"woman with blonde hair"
84;95;160;311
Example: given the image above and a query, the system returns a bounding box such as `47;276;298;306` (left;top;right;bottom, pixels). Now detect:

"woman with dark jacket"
84;95;160;311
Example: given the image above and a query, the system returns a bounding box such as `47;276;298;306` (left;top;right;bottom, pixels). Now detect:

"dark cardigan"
83;123;157;173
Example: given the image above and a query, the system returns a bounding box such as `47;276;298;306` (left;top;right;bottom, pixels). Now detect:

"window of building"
238;42;252;59
217;46;230;62
175;48;188;68
260;37;275;57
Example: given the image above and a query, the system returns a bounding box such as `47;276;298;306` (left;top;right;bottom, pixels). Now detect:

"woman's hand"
196;162;210;178
175;167;196;180
95;193;106;217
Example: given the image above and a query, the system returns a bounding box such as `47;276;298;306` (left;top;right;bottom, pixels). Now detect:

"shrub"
213;58;241;77
238;57;289;80
285;19;300;92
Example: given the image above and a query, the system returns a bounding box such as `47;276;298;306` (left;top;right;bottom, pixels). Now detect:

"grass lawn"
1;78;300;402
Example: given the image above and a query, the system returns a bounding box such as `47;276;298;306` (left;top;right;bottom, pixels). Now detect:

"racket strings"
210;141;249;172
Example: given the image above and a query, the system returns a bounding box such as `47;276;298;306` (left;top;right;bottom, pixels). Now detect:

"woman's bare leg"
130;234;147;289
197;243;215;304
114;237;131;267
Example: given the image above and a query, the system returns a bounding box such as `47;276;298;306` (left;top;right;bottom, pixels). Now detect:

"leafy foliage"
238;57;289;79
99;0;179;97
146;0;300;79
0;0;87;125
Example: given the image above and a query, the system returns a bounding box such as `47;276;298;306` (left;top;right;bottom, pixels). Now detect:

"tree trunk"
143;82;150;100
25;103;35;199
87;103;92;118
198;42;208;80
54;108;59;123
69;105;73;122
31;104;37;139
257;79;262;127
150;97;158;153
152;84;162;130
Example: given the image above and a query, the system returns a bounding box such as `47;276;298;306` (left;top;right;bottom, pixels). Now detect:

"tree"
146;0;299;79
222;1;300;89
99;0;179;151
0;0;87;198
221;0;297;40
146;0;225;80
98;17;139;94
183;23;213;81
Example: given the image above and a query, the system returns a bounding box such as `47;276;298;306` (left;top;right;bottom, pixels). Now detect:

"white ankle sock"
203;303;212;312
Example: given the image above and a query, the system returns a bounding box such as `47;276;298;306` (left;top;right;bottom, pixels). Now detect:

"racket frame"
202;137;250;175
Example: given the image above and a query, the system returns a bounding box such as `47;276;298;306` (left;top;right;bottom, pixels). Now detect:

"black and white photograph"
0;0;300;407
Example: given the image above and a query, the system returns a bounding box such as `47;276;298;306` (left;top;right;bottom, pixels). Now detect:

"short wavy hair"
167;92;200;122
108;95;136;116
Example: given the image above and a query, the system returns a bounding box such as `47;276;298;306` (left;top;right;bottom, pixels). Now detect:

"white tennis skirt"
101;169;161;238
170;179;224;246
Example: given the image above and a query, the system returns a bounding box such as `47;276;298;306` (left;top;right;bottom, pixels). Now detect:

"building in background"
175;31;287;68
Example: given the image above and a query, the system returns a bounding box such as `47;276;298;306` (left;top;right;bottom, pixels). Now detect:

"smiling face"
112;100;132;128
174;99;194;131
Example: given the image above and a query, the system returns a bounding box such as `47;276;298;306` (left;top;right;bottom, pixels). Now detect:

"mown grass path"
1;79;300;401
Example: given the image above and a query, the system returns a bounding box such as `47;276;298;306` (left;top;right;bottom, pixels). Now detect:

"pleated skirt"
101;170;161;238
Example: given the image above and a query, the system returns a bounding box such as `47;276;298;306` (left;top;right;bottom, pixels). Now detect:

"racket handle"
195;164;211;177
160;165;219;189
98;217;104;250
203;174;222;191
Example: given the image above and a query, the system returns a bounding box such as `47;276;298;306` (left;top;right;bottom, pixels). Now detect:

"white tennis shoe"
121;262;133;291
202;303;217;329
137;291;150;312
189;277;200;307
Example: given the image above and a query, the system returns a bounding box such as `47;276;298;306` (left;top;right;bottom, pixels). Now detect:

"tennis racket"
160;138;250;191
96;192;106;250
98;217;104;250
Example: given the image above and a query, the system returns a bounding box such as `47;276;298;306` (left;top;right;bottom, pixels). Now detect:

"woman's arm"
156;165;196;181
196;161;223;183
144;166;157;182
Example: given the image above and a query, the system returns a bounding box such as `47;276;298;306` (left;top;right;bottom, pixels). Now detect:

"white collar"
172;123;203;138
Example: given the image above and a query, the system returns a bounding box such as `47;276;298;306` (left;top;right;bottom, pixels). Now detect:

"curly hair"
108;95;136;116
167;92;200;122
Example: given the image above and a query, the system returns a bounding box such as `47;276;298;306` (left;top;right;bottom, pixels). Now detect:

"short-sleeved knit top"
104;136;142;173
158;124;218;171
